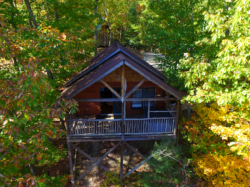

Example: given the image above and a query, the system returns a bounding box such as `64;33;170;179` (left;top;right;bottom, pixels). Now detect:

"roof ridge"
64;42;165;88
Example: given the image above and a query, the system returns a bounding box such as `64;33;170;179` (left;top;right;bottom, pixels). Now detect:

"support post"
175;100;180;136
121;65;125;138
73;143;77;176
120;141;124;186
75;142;120;183
67;138;75;187
66;115;70;134
71;143;110;172
148;101;150;119
121;64;125;186
125;154;154;178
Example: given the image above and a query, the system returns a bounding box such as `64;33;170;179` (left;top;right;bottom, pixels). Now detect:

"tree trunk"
24;0;38;28
94;0;99;56
24;1;55;80
46;68;54;80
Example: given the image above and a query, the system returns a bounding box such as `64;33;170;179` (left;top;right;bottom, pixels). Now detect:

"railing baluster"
68;117;176;135
76;121;78;134
162;119;164;132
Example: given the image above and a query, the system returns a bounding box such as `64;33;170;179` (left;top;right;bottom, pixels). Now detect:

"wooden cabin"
60;42;182;186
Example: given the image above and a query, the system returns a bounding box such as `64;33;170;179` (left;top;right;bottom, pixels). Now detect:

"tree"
138;139;195;187
179;0;250;185
0;0;98;185
128;0;209;90
98;0;138;45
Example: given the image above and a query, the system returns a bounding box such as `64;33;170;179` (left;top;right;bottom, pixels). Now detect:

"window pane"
132;88;143;98
143;88;155;109
144;101;155;108
132;88;143;109
132;102;143;108
144;87;155;98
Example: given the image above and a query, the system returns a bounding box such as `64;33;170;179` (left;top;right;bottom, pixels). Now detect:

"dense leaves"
179;0;250;185
1;0;250;186
0;0;95;185
139;139;196;187
128;0;209;89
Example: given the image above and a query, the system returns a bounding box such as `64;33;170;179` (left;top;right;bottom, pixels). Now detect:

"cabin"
60;42;182;186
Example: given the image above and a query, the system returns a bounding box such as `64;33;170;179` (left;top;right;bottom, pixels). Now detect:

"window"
131;87;155;109
143;87;155;109
131;88;143;109
100;87;121;114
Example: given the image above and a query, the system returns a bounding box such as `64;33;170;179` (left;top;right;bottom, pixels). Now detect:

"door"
100;87;121;114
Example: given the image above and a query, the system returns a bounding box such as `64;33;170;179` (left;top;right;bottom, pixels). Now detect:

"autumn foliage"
180;104;250;186
0;0;95;186
178;0;250;186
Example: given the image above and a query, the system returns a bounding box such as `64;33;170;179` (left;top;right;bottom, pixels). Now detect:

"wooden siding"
73;81;166;117
103;65;145;82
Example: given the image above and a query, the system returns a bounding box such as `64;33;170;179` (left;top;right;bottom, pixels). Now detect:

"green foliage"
178;0;250;185
0;59;77;186
180;0;250;106
138;138;196;187
101;171;140;187
0;0;95;186
126;0;209;90
101;172;120;187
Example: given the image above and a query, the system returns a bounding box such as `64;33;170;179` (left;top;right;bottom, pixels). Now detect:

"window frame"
131;87;156;109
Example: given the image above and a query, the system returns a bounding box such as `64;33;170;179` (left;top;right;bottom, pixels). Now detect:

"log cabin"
60;42;182;186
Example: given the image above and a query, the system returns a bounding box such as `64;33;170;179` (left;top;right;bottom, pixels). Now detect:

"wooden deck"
67;117;176;137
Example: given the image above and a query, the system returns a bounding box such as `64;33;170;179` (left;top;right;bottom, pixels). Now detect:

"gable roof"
60;53;125;100
64;42;165;87
60;42;182;100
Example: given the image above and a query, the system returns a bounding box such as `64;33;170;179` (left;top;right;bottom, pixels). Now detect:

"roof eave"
64;48;165;87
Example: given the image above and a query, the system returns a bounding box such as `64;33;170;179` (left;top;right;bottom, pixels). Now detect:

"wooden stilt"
124;142;145;160
75;142;120;183
125;154;153;178
70;143;110;172
120;141;124;186
67;138;75;187
73;143;77;176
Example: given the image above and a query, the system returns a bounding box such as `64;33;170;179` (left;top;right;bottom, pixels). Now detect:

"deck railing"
124;118;175;135
67;117;176;136
68;119;122;135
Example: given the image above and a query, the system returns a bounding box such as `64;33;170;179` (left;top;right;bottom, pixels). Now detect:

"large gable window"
131;87;155;109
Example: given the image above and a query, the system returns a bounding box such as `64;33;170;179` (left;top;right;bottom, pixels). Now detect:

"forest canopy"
0;0;249;186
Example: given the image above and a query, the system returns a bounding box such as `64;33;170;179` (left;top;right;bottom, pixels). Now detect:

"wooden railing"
124;118;175;135
68;119;122;135
67;117;176;136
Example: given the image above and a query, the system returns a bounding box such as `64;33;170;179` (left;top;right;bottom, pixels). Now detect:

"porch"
67;97;179;140
68;117;176;136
